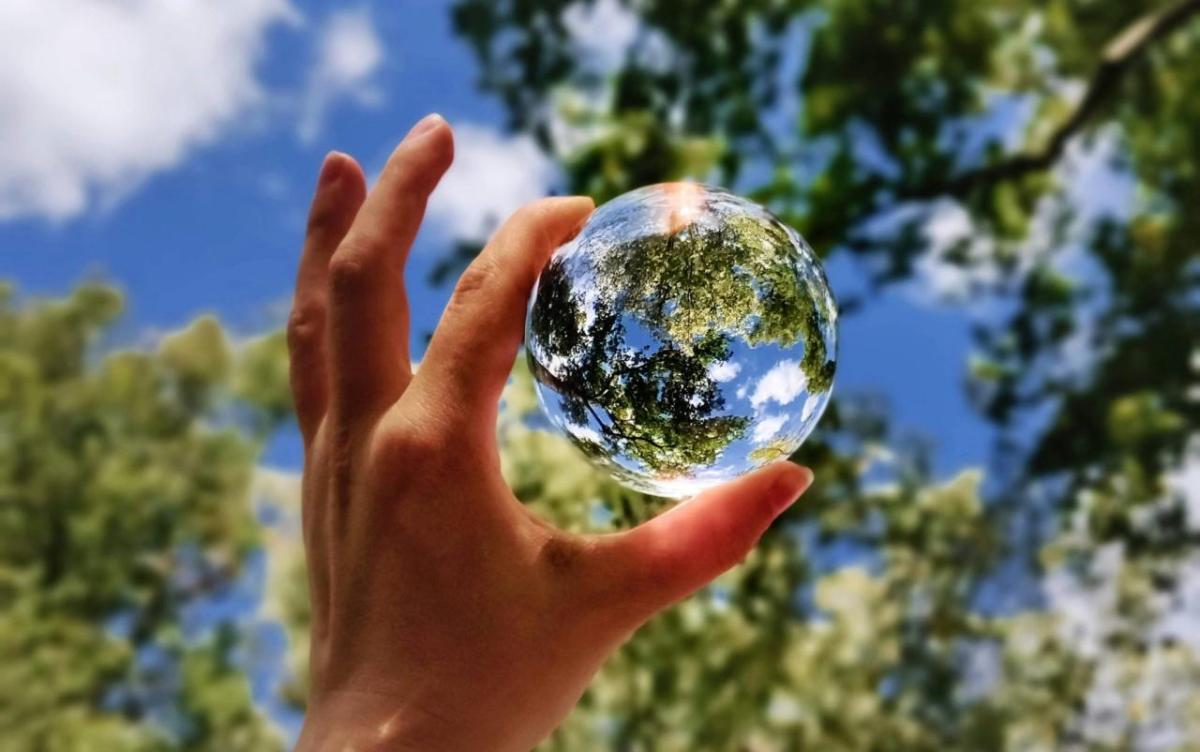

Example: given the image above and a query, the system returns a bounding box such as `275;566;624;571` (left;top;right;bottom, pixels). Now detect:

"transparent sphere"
525;183;837;498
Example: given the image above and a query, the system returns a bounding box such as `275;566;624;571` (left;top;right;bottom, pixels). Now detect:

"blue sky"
12;4;1200;747
0;0;993;480
18;1;1186;744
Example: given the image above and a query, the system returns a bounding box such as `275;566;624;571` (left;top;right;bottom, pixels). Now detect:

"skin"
290;113;814;751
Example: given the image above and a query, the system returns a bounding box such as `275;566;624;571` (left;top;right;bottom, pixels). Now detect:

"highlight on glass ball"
525;182;838;498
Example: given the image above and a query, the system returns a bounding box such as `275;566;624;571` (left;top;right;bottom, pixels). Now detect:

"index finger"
413;196;594;437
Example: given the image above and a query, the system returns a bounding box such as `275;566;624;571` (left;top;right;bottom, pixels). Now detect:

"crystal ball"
525;183;837;498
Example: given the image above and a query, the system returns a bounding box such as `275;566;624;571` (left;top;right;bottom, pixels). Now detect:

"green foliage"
529;256;753;475
6;1;1200;749
0;285;283;750
446;0;1200;748
498;364;1009;750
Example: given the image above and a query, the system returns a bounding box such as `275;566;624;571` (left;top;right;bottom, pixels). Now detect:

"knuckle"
539;532;589;577
305;201;341;238
370;420;446;482
286;303;324;351
449;258;497;307
328;248;376;295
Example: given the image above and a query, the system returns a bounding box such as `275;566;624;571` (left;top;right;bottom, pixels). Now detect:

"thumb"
595;462;813;622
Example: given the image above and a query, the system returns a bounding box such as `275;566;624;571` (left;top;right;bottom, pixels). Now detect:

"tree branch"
908;0;1200;199
584;400;667;451
526;354;667;451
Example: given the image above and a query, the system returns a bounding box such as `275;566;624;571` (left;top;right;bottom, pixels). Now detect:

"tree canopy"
0;285;288;750
4;0;1199;749
449;0;1200;747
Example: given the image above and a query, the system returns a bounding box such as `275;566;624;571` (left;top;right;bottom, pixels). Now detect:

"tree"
0;284;287;750
9;1;1200;748
441;0;1200;748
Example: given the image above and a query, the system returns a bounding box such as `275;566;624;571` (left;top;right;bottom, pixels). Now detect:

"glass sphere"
525;183;837;498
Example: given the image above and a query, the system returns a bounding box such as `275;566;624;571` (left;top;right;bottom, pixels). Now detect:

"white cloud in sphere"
707;360;742;383
426;124;558;242
752;414;788;443
0;0;297;221
749;360;808;408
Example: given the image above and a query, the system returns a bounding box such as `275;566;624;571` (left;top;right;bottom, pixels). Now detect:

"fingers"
288;152;367;445
327;114;454;422
414;196;594;434
596;463;813;622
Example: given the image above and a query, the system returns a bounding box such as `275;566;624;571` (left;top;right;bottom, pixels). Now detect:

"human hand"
289;114;813;751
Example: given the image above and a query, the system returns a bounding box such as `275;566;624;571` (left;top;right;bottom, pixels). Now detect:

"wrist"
297;690;449;752
297;686;521;752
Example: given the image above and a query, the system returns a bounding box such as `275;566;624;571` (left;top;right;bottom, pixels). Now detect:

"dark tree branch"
584;401;667;451
908;0;1200;199
526;354;667;451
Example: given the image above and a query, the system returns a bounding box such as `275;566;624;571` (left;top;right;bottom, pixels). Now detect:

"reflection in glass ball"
525;183;837;498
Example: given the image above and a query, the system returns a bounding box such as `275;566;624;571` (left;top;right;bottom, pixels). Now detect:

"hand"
289;114;814;751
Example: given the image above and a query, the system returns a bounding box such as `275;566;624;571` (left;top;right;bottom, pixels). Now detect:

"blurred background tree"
0;285;288;750
438;0;1200;746
3;0;1198;749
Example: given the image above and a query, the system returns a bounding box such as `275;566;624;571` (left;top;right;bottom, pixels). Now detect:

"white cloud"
1156;554;1200;654
1168;437;1200;533
1061;129;1134;223
1039;516;1200;745
565;422;603;445
545;1;674;160
749;360;807;408
1042;531;1200;746
297;9;383;143
562;0;639;71
752;413;788;443
252;466;302;516
426;123;558;241
1042;541;1123;659
910;199;1000;304
955;639;1002;703
0;0;297;221
707;360;742;383
562;0;673;74
925;200;973;250
909;127;1131;308
252;467;302;626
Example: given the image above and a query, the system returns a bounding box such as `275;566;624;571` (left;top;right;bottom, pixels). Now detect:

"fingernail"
317;151;345;187
770;465;813;515
404;113;445;142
